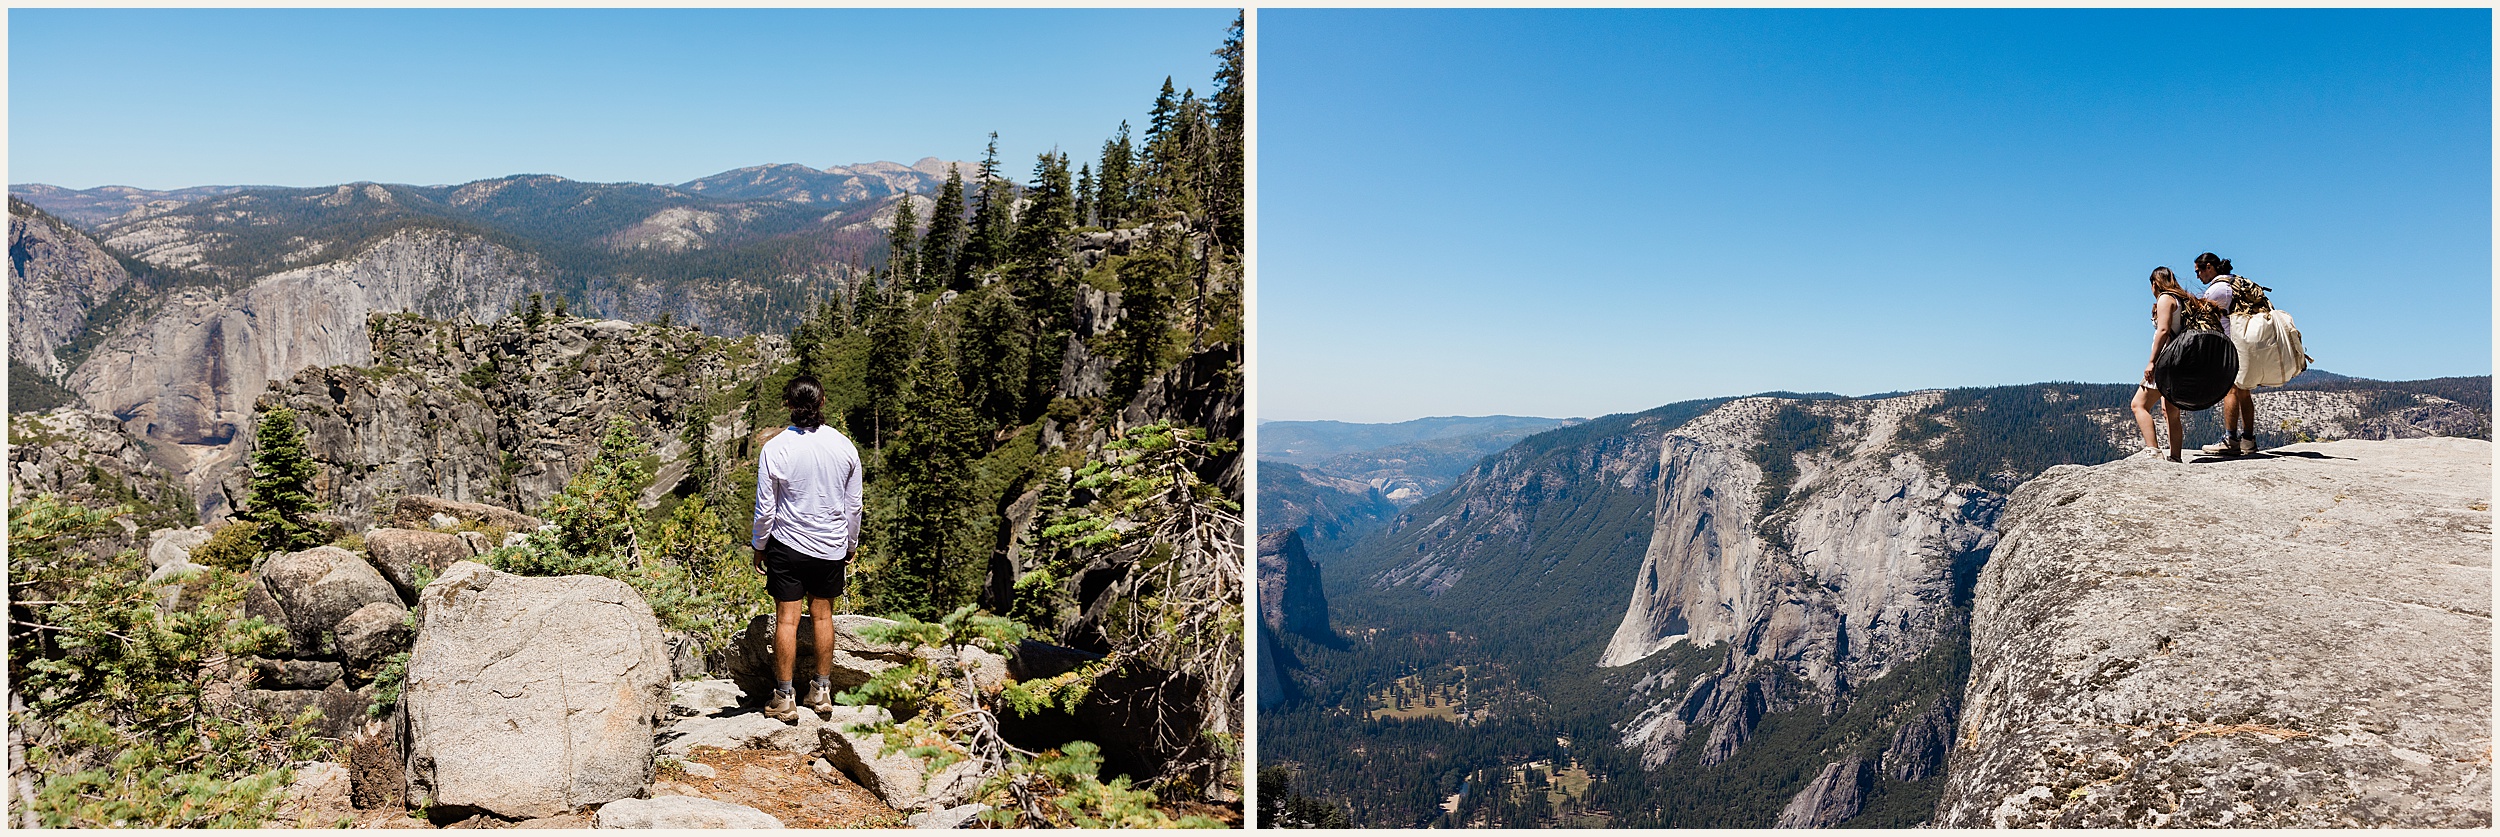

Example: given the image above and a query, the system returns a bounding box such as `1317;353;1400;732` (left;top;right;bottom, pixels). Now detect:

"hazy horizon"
9;8;1235;190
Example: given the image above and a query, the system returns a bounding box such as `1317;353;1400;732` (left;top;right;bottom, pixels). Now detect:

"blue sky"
9;8;1236;189
1260;9;2492;423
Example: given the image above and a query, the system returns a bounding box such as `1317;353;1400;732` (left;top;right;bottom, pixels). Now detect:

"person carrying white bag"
2200;255;2313;456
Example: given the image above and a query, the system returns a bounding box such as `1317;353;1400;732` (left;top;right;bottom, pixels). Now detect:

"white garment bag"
2231;310;2311;389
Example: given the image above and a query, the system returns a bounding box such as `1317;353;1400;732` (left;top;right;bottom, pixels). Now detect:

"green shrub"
189;520;263;571
8;493;326;827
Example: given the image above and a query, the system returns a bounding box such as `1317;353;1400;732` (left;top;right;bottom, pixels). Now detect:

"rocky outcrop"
6;408;194;553
818;721;983;813
335;600;412;681
269;761;356;827
363;527;484;603
1256;624;1294;711
241;680;373;742
247;545;401;658
1257;529;1331;641
402;561;672;822
234;314;783;529
8;199;132;381
1936;438;2491;827
1881;694;1956;783
1120;343;1243;489
388;494;541;532
1601;387;2482;775
592;795;783;829
657;713;803;759
1773;754;1873;828
668;679;745;717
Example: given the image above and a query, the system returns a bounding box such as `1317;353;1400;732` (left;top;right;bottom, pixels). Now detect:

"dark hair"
2149;266;2187;298
2194;252;2233;276
784;375;825;430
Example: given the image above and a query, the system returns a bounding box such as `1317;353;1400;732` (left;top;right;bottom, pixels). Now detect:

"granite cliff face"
1936;437;2490;827
8;199;132;381
1607;395;1997;772
1258;529;1332;641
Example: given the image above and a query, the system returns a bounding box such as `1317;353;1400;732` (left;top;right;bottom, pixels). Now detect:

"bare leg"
2130;385;2163;450
809;597;836;680
2164;401;2183;462
773;598;805;686
2230;384;2250;439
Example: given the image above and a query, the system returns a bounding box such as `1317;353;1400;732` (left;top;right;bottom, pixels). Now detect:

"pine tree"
1111;230;1180;401
1096;123;1135;228
522;292;546;327
954;285;1031;429
1141;78;1185;213
1166;89;1212;222
678;408;714;499
1145;77;1180;170
963;133;1015;287
858;281;914;454
877;325;984;620
793;301;830;382
551;293;570;319
1075;163;1096;229
918;167;967;292
1012;151;1076;268
886;195;918;290
1210;14;1246;251
244;407;325;553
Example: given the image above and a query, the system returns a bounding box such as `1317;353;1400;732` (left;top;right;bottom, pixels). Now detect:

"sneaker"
765;691;798;722
2199;439;2236;455
803;681;837;715
2237;435;2258;455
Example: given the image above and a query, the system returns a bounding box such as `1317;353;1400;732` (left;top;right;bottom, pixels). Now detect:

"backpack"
2166;291;2226;334
2222;275;2272;315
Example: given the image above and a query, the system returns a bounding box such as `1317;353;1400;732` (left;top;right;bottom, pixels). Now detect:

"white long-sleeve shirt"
750;424;864;561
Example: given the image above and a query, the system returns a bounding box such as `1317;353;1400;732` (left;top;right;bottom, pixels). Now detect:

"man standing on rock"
750;374;864;721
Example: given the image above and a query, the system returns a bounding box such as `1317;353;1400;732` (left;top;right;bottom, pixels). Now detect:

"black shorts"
761;537;846;603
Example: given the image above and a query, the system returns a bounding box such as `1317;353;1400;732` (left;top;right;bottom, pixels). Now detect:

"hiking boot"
2237;435;2259;455
765;691;798;722
803;681;837;716
2199;438;2237;455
